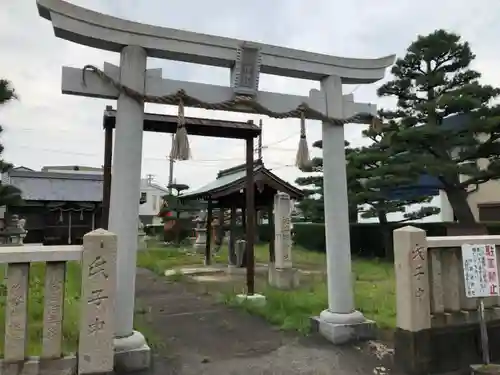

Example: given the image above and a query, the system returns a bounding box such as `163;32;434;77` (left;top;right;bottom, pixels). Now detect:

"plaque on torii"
36;0;394;348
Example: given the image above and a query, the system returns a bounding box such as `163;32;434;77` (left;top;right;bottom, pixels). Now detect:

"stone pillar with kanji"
268;193;299;289
393;226;432;375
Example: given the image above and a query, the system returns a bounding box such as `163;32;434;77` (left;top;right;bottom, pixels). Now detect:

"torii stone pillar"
315;76;371;341
108;45;149;350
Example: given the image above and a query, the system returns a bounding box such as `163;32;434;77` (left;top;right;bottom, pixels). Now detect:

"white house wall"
138;181;167;220
439;190;454;222
440;133;500;221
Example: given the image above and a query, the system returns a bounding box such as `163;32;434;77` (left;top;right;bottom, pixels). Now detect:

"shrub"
258;221;500;258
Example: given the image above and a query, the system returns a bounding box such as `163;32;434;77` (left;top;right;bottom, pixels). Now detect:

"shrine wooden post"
101;107;114;230
205;199;213;265
245;136;255;295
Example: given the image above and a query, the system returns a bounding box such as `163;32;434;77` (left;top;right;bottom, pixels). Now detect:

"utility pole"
256;119;263;226
146;174;155;185
168;133;175;194
257;119;263;161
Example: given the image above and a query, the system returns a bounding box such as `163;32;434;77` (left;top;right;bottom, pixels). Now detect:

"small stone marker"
269;193;299;289
78;229;117;374
393;226;431;332
274;193;292;269
393;226;432;375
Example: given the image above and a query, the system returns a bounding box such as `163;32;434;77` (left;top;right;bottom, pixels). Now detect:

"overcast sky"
1;0;499;221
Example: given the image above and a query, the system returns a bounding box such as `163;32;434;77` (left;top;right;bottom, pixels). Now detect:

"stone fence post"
78;229;117;375
393;226;432;375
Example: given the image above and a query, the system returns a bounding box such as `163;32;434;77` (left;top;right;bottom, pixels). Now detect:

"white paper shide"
461;244;499;298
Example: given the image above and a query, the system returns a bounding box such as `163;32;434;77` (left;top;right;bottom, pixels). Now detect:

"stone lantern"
193;213;207;252
0;215;27;246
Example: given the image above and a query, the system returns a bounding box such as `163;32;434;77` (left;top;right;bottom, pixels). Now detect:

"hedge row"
146;219;500;258
258;222;500;258
144;219;193;243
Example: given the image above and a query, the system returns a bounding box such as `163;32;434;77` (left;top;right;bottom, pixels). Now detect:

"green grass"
222;257;395;333
0;258;165;358
136;243;396;334
133;301;167;351
0;262;82;357
137;246;205;274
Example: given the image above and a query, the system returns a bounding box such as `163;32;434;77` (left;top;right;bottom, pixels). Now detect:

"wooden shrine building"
179;159;304;265
4;167;103;244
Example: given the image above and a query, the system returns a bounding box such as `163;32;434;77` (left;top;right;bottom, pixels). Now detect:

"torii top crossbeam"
37;0;393;84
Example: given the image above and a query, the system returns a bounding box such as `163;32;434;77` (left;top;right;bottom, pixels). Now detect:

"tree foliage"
159;183;200;221
295;139;440;225
294;156;325;223
376;29;500;223
0;79;22;206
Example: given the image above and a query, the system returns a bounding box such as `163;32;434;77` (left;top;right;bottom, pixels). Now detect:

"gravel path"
130;268;399;375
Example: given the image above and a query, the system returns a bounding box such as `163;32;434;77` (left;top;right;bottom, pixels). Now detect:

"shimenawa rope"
82;65;383;163
82;65;379;126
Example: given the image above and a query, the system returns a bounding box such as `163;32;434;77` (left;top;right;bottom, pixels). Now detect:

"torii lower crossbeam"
101;106;261;295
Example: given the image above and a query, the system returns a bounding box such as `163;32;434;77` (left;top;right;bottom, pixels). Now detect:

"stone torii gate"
37;0;394;369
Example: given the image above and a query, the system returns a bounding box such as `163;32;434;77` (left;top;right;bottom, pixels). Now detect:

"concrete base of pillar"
310;310;376;344
268;266;300;289
235;293;266;307
114;331;151;373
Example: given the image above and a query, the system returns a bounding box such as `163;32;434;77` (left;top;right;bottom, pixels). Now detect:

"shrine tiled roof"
6;170;103;202
179;160;304;201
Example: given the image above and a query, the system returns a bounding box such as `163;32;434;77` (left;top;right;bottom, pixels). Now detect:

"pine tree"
377;29;500;223
0;79;22;206
296;138;439;256
159;183;201;244
159;183;197;222
296;140;360;223
296;139;439;223
347;131;440;225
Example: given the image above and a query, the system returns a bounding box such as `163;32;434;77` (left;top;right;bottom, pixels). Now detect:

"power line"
263;146;297;152
9;139;305;171
9;144;244;164
268;164;294;171
256;131;300;151
167;133;174;194
347;84;361;95
10;125;300;161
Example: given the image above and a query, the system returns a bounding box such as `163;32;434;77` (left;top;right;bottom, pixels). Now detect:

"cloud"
1;0;499;221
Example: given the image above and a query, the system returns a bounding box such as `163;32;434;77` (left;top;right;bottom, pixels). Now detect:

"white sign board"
461;244;499;298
